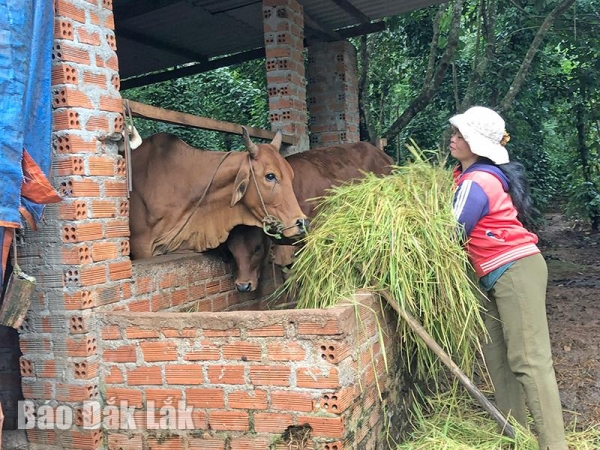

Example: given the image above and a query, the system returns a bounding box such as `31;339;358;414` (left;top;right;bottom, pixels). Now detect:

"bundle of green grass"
283;154;485;381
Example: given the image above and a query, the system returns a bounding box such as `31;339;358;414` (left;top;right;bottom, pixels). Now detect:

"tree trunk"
460;0;497;110
498;0;576;113
424;6;446;86
384;0;464;141
358;35;376;142
575;98;600;231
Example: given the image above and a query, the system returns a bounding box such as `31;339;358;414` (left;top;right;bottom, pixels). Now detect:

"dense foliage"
357;0;598;228
122;60;268;151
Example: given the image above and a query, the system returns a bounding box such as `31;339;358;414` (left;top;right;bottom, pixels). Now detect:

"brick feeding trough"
0;1;411;449
94;254;407;449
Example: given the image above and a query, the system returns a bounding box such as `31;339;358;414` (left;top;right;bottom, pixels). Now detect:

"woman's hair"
478;157;535;229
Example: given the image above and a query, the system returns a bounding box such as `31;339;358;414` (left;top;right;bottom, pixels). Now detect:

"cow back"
287;141;393;217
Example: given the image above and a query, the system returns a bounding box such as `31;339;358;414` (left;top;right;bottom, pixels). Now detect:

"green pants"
483;253;567;450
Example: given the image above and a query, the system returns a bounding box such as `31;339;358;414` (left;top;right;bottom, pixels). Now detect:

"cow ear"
128;125;143;150
270;130;283;151
242;126;259;159
231;159;251;207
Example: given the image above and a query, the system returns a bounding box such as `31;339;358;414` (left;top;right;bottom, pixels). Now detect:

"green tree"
541;2;600;229
122;60;268;150
357;0;584;222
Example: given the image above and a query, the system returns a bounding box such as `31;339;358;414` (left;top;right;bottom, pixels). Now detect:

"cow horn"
270;130;283;150
241;126;259;159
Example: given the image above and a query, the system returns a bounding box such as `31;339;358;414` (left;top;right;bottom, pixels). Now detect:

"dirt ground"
539;211;600;429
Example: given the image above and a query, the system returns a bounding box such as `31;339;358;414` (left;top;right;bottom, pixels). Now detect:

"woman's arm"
453;179;489;237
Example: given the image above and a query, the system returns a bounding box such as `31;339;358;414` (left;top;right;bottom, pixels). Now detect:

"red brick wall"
97;291;403;449
14;1;125;447
105;253;279;314
264;0;309;152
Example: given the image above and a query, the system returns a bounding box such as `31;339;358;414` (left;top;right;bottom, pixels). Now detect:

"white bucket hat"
449;106;510;164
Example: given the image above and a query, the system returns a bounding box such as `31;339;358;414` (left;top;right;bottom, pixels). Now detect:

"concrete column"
307;41;360;147
263;0;308;154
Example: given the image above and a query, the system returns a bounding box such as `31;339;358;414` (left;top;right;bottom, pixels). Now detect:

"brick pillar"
17;1;129;448
307;41;360;147
263;0;309;155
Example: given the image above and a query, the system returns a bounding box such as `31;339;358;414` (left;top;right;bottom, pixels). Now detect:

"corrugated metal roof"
115;0;444;83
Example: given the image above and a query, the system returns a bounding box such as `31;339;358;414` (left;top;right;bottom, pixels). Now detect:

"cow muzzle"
263;216;309;241
271;218;309;245
235;281;255;292
296;218;310;234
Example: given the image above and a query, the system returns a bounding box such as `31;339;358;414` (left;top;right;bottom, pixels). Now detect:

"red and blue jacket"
453;163;540;277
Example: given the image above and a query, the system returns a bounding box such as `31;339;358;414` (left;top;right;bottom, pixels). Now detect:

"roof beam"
116;29;209;63
113;0;177;22
329;0;371;23
306;20;385;45
121;48;265;90
303;11;342;41
121;21;386;90
203;0;262;15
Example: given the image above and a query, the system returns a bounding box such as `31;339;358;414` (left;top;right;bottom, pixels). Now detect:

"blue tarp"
0;0;54;227
0;0;54;290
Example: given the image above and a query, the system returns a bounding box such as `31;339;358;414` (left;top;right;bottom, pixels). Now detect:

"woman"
449;106;567;450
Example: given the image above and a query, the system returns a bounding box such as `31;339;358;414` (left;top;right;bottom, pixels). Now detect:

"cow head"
226;225;270;292
271;244;297;275
231;127;309;240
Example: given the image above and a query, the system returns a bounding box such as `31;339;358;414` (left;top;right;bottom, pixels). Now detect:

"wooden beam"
126;100;296;145
330;0;371;23
121;48;265;90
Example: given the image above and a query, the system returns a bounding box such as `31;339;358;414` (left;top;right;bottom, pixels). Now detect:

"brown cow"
226;141;393;291
130;127;308;260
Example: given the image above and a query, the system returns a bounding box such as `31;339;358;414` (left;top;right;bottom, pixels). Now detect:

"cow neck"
186;151;232;215
153;151;234;255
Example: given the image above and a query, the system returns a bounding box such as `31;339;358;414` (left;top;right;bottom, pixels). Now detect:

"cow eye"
265;173;277;182
253;244;262;254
